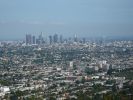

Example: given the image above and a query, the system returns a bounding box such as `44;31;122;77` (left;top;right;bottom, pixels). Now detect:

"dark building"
60;35;63;43
38;33;43;45
36;33;45;45
32;36;36;44
26;34;32;45
53;34;58;43
83;38;86;44
49;35;53;44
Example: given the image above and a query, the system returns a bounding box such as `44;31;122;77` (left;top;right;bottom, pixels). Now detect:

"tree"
49;96;56;100
76;91;91;100
81;77;85;84
85;67;95;75
112;84;117;92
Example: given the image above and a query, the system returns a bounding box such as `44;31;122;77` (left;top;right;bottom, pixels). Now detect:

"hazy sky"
0;0;133;40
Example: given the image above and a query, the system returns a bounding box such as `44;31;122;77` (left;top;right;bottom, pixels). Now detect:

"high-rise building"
53;34;58;43
49;35;53;44
32;36;36;44
74;34;77;42
83;38;86;44
35;33;45;45
60;35;63;43
26;34;32;45
38;33;43;45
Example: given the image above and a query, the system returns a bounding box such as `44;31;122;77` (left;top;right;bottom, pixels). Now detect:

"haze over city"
0;0;133;40
1;1;133;100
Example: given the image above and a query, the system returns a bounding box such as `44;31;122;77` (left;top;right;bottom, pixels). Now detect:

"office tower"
49;35;52;44
60;35;63;43
70;61;73;68
26;34;32;45
36;33;45;45
53;34;58;43
69;61;74;70
26;34;28;45
36;38;39;45
83;38;86;44
38;33;43;45
32;36;36;44
74;34;77;42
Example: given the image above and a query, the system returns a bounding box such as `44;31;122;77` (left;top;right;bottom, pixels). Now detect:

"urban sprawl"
0;34;133;100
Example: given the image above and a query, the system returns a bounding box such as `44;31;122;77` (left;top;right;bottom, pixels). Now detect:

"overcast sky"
0;0;133;40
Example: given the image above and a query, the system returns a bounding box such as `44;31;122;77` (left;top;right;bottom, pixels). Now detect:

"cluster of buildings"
25;33;85;45
0;38;133;99
26;33;44;45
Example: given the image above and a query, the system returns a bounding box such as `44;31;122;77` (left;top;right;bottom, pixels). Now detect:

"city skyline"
0;1;133;99
0;0;133;40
